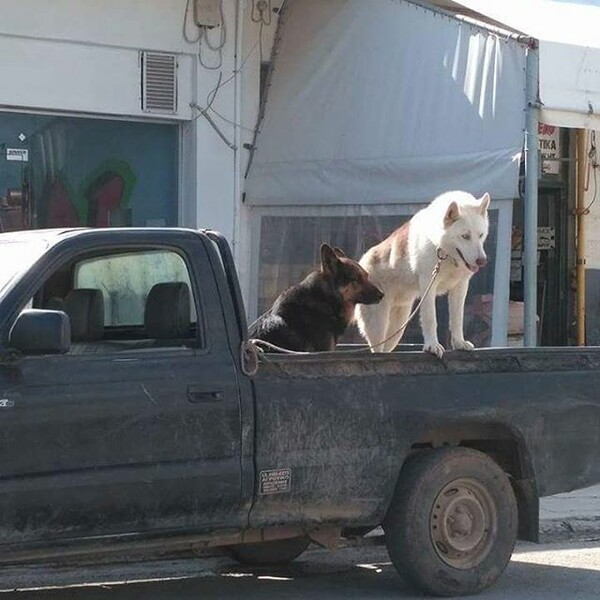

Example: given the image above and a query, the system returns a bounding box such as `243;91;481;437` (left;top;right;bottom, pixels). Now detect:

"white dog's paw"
423;341;445;358
452;339;475;351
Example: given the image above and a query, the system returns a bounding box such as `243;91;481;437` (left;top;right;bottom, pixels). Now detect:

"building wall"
0;1;193;119
0;0;278;288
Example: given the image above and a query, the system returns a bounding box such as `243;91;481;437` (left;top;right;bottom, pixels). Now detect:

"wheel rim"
430;477;497;570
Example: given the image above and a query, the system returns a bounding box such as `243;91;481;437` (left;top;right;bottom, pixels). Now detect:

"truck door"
0;233;244;543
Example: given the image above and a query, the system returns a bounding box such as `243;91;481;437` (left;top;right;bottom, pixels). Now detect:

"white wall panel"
0;36;193;119
0;0;190;52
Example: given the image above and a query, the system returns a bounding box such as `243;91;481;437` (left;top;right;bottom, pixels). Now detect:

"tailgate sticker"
259;468;292;495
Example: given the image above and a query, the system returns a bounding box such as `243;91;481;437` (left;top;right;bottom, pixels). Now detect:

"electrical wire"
584;163;598;213
205;34;262;109
198;37;223;71
192;18;267;143
187;0;280;147
182;0;202;43
202;0;227;51
198;0;226;69
252;0;272;25
205;72;223;111
584;131;598;213
207;105;258;133
183;0;227;70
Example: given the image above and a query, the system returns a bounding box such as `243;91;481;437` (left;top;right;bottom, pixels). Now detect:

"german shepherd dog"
249;244;384;352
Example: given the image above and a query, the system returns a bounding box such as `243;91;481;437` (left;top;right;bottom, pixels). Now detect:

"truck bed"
248;346;600;534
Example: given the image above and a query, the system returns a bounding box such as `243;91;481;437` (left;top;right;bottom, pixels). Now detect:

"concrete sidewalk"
539;483;600;541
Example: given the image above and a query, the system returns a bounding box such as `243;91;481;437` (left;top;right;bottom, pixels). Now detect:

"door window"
29;247;201;352
74;250;196;327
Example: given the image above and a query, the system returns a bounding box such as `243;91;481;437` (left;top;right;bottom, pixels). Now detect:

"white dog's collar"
437;247;458;268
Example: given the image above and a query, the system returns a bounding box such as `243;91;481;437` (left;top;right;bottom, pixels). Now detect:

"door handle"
187;387;224;403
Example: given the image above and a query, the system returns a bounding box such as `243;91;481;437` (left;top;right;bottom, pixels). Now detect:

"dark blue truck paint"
0;227;598;562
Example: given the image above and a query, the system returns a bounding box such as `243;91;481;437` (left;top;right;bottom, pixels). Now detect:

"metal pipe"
524;42;540;347
576;129;587;346
233;0;243;259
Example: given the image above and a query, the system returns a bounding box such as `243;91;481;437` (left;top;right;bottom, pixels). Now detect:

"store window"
0;111;178;232
253;207;500;347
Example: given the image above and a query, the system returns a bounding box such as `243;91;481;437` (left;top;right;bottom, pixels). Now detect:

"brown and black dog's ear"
443;201;461;228
320;243;340;275
333;246;347;258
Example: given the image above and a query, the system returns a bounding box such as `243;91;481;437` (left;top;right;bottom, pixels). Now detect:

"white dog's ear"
320;243;339;274
479;192;491;214
444;201;461;228
333;246;347;258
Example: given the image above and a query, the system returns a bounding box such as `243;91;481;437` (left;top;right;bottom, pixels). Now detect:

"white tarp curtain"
245;0;527;206
444;0;600;129
251;204;504;347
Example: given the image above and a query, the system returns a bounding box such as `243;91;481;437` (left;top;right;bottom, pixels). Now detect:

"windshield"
0;240;48;297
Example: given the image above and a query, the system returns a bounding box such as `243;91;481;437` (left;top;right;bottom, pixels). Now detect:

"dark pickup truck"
0;227;599;596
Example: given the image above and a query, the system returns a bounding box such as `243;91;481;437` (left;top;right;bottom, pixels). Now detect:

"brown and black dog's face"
320;244;384;307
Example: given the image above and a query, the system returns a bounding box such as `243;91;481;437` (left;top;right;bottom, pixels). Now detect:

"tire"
384;447;518;597
228;536;311;566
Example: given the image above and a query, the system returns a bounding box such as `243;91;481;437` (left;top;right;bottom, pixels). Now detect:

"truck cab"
0;228;253;544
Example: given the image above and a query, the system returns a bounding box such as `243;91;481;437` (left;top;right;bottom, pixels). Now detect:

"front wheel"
384;447;518;597
228;536;311;566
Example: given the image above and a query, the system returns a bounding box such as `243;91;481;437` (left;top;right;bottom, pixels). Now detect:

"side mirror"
9;309;71;355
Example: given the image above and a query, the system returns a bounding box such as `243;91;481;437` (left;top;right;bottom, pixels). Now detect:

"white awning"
437;0;600;128
246;0;527;206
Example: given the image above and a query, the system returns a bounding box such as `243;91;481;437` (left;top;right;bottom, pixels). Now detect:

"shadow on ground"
2;543;599;599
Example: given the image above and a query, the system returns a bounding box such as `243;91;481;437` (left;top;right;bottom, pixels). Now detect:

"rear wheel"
384;447;518;597
228;536;311;566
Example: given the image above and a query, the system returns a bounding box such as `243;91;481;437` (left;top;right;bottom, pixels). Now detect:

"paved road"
1;540;599;599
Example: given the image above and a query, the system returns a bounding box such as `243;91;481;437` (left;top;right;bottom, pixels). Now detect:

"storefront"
0;0;272;261
245;0;526;346
0;112;178;231
6;0;598;350
509;124;576;346
433;0;600;347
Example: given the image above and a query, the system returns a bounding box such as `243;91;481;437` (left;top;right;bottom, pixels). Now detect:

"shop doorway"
511;125;575;347
510;186;573;346
536;185;572;346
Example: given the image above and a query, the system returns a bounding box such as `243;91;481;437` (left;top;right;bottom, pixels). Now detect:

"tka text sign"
538;123;560;175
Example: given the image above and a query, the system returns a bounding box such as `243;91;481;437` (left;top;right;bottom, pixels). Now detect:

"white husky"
355;191;490;357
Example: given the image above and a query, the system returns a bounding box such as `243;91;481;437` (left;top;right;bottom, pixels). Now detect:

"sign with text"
6;148;28;162
538;226;556;250
538;123;560;175
259;468;292;495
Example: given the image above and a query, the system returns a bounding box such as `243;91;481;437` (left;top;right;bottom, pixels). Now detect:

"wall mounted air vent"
141;51;178;114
